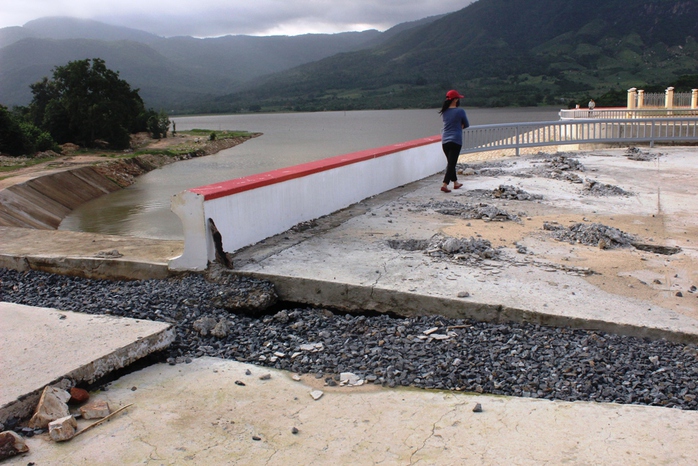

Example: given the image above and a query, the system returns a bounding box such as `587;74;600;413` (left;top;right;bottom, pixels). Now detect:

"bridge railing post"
666;87;675;110
627;88;637;110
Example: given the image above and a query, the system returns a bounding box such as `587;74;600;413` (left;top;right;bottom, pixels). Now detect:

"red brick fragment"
69;387;90;404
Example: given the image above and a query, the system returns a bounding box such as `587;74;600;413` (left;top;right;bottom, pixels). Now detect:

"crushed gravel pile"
547;171;583;183
426;200;519;222
1;268;697;410
492;185;543;201
522;154;587;183
625;147;659;161
583;179;632;196
428;234;500;260
388;234;500;261
546;155;585;171
543;222;637;248
473;168;508;177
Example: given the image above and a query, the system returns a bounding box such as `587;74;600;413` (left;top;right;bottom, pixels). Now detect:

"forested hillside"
2;1;698;114
0;17;386;112
221;0;698;112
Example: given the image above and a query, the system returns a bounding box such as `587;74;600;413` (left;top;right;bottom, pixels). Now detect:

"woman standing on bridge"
439;90;470;193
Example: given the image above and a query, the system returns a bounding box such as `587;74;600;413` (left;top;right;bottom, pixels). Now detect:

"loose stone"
48;415;78;442
0;431;29;460
29;386;71;429
68;387;90;404
80;400;110;420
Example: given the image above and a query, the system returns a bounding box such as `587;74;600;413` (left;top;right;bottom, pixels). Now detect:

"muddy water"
60;107;561;240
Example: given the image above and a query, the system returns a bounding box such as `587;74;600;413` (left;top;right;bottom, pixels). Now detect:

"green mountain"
3;1;698;114
0;38;232;112
217;0;698;112
0;17;387;112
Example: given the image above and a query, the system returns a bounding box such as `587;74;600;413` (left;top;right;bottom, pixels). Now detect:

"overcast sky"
0;0;476;37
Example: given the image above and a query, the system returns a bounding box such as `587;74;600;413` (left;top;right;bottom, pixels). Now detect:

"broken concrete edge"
0;325;175;426
0;254;173;281
240;272;698;346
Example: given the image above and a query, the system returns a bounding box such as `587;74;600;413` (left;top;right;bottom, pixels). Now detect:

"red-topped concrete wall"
169;135;443;271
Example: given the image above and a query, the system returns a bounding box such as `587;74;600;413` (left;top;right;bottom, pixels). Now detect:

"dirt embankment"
0;133;260;229
92;135;259;188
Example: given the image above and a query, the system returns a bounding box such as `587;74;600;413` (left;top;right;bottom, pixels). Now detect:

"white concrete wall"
169;138;444;271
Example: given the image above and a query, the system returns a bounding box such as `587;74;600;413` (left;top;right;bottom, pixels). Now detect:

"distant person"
588;99;596;111
439;89;470;193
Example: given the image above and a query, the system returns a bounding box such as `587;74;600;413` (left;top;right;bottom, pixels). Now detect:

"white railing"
559;108;698;120
462;118;698;155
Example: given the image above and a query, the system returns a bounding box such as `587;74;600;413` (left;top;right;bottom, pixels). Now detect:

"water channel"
59;107;562;240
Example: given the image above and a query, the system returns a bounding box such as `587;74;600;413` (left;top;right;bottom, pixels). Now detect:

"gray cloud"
1;0;475;37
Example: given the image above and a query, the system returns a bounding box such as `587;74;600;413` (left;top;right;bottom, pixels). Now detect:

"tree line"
0;58;170;157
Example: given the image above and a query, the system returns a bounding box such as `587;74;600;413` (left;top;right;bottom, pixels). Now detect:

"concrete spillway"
0;166;123;229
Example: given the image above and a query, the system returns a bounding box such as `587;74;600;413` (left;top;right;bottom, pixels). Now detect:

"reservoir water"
60;107;561;240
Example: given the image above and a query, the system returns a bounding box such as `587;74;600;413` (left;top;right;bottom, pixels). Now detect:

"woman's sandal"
440;186;451;193
453;182;463;190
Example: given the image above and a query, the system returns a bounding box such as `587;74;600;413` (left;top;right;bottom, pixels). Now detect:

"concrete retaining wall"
0;167;123;229
0;151;221;230
169;136;444;271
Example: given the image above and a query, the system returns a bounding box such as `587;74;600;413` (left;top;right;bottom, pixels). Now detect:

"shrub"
0;105;58;156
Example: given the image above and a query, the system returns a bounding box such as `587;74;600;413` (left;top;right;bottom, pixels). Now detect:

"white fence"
559;108;698;120
462;118;698;155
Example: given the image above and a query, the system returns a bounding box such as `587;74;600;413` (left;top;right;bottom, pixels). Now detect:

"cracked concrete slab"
0;227;183;280
236;147;698;343
0;302;175;424
1;146;698;465
5;357;697;465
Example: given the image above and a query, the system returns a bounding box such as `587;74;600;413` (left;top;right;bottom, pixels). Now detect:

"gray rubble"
543;222;637;248
625;146;660;161
425;200;519;222
545;155;585;172
388;234;501;262
583;178;632;196
492;185;543;201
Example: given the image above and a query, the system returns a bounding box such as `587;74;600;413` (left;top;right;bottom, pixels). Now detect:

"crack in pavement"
408;400;467;465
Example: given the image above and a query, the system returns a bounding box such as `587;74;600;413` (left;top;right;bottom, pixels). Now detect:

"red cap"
446;90;464;100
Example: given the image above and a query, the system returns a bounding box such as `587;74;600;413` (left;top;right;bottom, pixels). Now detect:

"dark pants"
442;142;461;184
